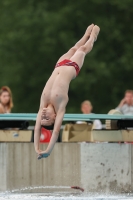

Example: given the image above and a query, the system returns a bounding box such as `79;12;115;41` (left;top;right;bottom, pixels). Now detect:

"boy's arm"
45;109;65;154
34;93;47;153
34;109;42;153
38;108;65;158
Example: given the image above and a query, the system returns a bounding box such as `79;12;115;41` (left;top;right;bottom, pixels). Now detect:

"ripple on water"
0;186;133;200
0;193;133;200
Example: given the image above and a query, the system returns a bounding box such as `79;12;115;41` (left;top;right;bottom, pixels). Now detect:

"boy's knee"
77;45;87;53
69;46;78;53
78;43;93;54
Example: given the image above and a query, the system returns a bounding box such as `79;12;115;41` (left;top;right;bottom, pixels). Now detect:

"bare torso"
42;66;76;112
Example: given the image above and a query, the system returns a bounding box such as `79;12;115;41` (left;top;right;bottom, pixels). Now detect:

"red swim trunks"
55;59;80;76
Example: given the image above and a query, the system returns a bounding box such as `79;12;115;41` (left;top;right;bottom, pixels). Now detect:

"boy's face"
41;107;56;126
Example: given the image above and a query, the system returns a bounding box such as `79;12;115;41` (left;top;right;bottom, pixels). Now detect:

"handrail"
0;113;133;121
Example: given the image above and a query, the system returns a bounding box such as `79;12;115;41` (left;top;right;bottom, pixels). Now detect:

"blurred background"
0;0;133;114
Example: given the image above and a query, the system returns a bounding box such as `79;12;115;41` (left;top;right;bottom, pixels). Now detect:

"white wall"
0;143;133;193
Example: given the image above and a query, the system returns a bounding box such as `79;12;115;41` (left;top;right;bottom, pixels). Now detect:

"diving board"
0;111;133;142
0;113;133;121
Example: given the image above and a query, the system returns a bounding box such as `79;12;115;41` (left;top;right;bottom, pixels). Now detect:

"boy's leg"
57;24;94;63
70;25;100;69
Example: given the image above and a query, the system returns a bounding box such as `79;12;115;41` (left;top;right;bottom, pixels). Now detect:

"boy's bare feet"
84;24;94;37
90;25;100;42
75;24;94;48
83;25;100;54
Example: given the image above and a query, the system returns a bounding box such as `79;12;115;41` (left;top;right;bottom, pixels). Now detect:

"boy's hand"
35;149;42;154
37;150;50;159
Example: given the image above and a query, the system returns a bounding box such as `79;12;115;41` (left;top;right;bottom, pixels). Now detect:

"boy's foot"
83;25;100;54
84;24;94;37
75;24;94;48
90;25;100;42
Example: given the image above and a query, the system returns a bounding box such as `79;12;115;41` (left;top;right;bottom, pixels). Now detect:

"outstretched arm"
34;109;42;153
34;93;47;154
38;108;65;159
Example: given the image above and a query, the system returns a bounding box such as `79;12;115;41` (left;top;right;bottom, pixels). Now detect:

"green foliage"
0;0;133;113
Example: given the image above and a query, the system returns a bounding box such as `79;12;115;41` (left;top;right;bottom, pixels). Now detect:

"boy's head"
41;105;56;130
